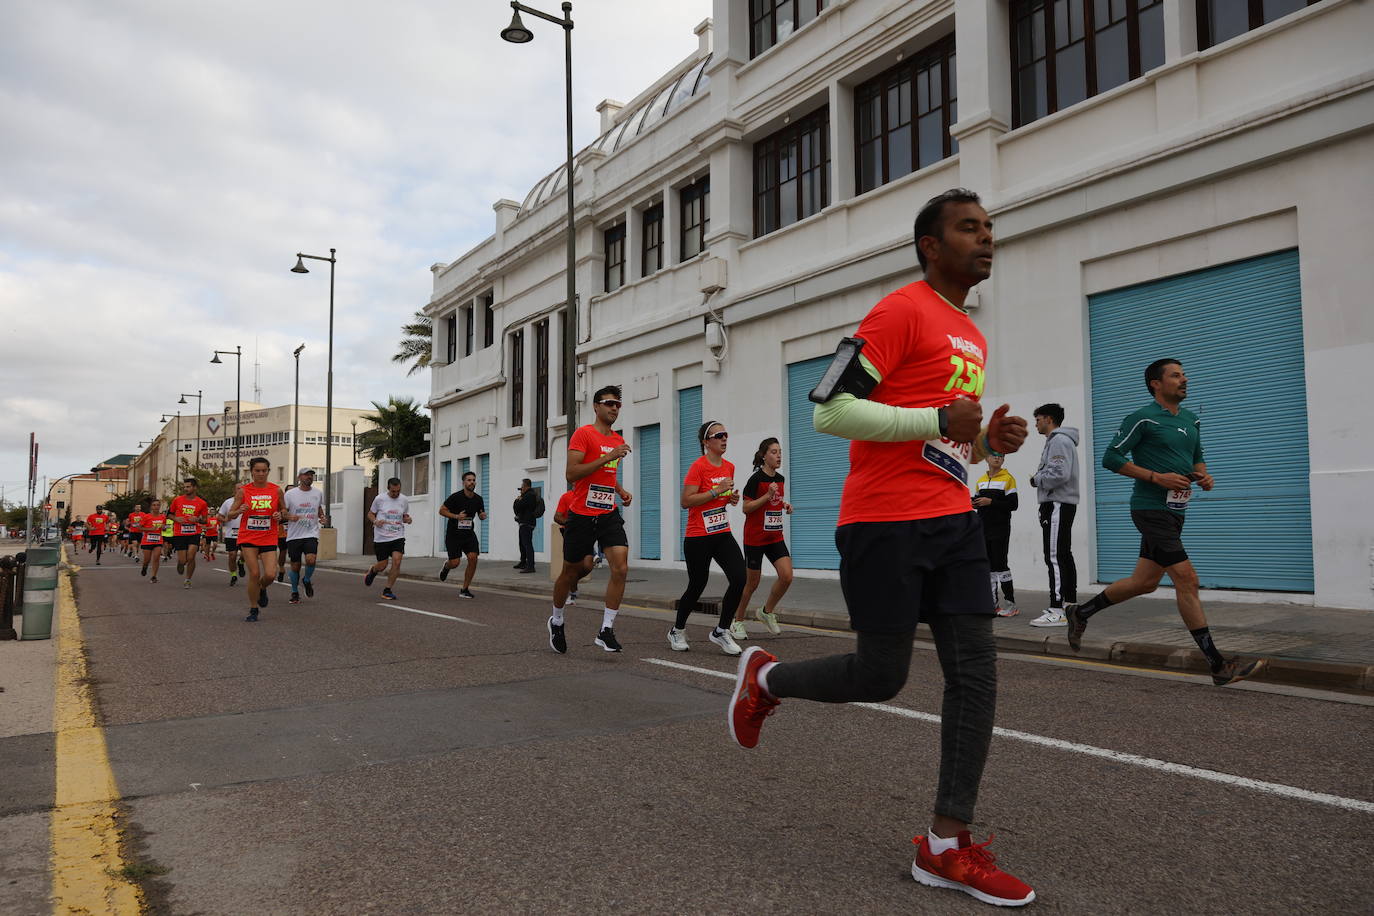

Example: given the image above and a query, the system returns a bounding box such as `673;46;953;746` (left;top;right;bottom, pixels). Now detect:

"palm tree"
356;396;429;462
392;310;432;377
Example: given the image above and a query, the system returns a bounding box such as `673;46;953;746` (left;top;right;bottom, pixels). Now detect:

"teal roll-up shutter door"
1089;249;1312;591
787;357;849;570
531;480;545;553
677;387;702;545
478;454;490;552
637;424;661;559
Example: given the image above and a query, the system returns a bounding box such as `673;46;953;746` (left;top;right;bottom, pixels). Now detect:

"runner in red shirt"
547;385;634;655
168;477;209;590
203;513;220;561
85;507;111;564
125;507;146;559
731;437;795;639
228;457;286;622
138;499;168;583
728;190;1035;908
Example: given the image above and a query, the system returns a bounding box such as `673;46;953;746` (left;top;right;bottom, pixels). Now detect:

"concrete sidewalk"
319;552;1374;694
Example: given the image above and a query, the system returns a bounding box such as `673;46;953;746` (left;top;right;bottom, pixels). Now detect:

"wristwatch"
937;407;950;438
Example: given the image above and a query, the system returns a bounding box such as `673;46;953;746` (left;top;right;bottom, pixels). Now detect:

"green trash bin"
20;546;59;640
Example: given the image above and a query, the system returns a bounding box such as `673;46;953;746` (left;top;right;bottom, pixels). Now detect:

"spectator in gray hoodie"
1028;404;1080;627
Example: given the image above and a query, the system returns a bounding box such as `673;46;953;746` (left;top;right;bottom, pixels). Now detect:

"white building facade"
427;0;1374;609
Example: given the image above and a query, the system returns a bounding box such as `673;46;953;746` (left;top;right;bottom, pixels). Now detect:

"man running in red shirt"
85;506;111;565
728;189;1035;907
168;477;209;589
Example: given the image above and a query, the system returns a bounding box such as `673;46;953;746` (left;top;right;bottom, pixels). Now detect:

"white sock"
602;607;617;630
927;829;961;854
551;605;564;626
757;661;778;698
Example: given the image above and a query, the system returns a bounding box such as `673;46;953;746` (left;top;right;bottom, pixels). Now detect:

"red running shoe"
912;832;1036;907
728;646;779;749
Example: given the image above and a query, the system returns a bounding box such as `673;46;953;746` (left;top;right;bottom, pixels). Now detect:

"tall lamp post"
502;1;578;430
292;343;305;478
161;412;181;477
211;346;243;480
350;419;358;465
291;249;336;526
178;390;203;468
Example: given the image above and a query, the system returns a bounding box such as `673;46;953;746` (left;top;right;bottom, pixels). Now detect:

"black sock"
1076;590;1116;619
1190;627;1225;671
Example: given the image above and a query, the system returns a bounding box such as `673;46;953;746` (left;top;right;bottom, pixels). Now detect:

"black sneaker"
141;566;148;577
595;627;622;653
519;567;535;574
303;580;314;598
548;616;567;654
1213;657;1267;687
289;593;301;604
238;561;246;577
512;563;525;570
277;570;285;582
1065;604;1086;652
364;569;377;587
229;575;237;586
259;588;269;608
244;611;259;622
458;588;475;599
439;564;451;582
381;588;397;601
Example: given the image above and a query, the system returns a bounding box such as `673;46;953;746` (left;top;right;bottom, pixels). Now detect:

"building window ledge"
501;426;526;442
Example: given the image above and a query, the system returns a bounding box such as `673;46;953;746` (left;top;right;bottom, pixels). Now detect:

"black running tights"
675;532;747;630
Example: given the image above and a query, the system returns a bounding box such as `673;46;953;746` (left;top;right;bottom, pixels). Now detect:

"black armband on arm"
808;337;878;403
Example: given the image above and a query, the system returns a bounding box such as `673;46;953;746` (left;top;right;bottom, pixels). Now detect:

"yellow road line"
50;545;142;915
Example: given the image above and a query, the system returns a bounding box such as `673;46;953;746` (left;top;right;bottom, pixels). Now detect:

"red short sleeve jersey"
140;514;167;546
555;490;575;519
237;483;282;546
839;280;988;525
169;496;209;536
568;425;625;517
86;514;108;535
742;470;786;547
684;456;735;538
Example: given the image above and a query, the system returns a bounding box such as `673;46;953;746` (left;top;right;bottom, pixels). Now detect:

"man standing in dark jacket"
513;478;541;573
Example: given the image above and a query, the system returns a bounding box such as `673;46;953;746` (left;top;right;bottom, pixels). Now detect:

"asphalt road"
11;553;1374;914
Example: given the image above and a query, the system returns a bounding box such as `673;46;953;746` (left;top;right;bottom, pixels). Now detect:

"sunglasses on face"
597;400;622;409
706;432;729;441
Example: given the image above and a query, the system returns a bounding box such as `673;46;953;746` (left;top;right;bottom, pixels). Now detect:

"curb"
318;562;1374;696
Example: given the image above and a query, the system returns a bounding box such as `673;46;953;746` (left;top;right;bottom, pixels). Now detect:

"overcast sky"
0;0;709;505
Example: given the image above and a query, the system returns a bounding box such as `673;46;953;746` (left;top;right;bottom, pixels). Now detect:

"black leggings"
675;532;747;630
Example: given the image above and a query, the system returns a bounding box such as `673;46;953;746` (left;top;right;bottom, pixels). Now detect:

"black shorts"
374;538;405;562
743;540;790;570
141;542;161;552
1131;509;1189;567
171;535;200;551
446;529;480;558
224;536;238;551
837;512;994;633
203;534;217;545
562;510;628;564
88;534;106;546
287;538;319;562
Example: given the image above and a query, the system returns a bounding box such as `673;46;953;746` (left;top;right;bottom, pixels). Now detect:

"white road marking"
641;657;1374;815
382;604;488;626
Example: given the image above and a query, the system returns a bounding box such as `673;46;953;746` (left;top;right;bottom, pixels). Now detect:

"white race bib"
457;519;474;529
921;438;972;484
245;516;271;531
703;507;729;534
586;484;616;511
763;510;784;531
1166;488;1192;511
144;532;162;544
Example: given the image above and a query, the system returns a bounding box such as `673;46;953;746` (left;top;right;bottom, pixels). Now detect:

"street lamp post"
291;249;336;526
292;344;305;478
211;346;243;480
350;419;358;465
502;1;578;430
162;412;181;477
178;390;203;468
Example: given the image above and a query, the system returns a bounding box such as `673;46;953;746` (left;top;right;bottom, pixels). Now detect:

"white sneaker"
729;620;749;641
708;627;743;656
1029;609;1067;627
667;628;690;652
755;606;782;635
996;604;1020;618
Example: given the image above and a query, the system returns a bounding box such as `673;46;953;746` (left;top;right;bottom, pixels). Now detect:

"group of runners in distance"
55;187;1270;908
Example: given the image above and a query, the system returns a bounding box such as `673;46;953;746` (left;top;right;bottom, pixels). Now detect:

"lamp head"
291;255;310;274
178;395;187;404
210;353;222;364
501;9;534;42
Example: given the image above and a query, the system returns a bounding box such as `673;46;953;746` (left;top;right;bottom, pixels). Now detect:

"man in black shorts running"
1064;358;1267;687
438;471;486;599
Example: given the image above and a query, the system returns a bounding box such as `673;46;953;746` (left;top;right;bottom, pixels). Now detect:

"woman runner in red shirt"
138;499;167;582
228;457;286;622
732;437;794;640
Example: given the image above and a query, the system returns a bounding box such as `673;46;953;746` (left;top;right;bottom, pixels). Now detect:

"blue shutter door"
787;357;849;570
677;387;702;545
637;424;661;559
478;453;490;552
1088;249;1312;591
531;480;545;553
440;461;451;499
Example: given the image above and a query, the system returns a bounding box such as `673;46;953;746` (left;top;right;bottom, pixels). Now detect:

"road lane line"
52;546;143;913
382;603;489;626
641;657;1374;815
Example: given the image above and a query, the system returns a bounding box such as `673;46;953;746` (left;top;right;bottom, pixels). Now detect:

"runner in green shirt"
1064;358;1266;687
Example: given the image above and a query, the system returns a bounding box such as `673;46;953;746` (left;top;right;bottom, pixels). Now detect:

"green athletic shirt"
1101;401;1204;513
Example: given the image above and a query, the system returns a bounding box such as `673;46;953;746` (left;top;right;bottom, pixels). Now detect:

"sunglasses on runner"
596;399;622;409
706;431;729;441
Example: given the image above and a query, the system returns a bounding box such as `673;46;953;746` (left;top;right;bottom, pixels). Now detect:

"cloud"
0;0;708;493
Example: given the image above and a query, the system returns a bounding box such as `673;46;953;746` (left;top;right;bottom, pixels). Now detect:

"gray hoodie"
1031;426;1080;504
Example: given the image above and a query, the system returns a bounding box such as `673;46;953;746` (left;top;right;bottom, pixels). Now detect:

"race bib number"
144;533;162;544
1166;488;1192;511
586;484;616;511
922;438;972;484
703;507;729;534
763;510;784;531
177;523;198;535
245;516;271;531
457;519;474;530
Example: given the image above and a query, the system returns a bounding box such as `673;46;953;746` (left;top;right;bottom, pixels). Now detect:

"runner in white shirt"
364;477;411;600
284;467;327;604
219;495;245;586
